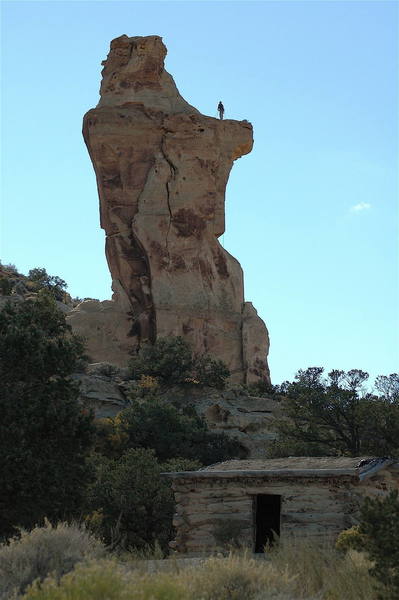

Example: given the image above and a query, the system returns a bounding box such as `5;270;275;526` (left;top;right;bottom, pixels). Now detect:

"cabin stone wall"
170;467;399;556
170;475;361;555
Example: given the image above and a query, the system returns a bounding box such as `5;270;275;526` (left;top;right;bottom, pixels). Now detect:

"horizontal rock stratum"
69;35;270;383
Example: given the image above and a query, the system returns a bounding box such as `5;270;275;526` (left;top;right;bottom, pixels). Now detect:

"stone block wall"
169;475;361;555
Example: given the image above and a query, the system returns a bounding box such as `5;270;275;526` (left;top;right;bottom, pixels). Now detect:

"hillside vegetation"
1;523;378;600
1;263;398;599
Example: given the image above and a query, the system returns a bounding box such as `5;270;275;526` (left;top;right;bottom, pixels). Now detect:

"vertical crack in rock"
160;127;176;267
77;34;271;383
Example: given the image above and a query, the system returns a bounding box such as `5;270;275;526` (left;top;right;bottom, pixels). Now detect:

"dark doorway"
254;494;281;552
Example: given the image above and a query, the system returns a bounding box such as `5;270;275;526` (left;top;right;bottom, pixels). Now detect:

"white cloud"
350;202;371;213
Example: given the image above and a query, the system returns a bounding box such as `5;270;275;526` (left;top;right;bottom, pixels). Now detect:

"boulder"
74;373;127;418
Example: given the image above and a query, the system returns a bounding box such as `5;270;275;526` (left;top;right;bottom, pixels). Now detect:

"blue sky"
1;0;398;385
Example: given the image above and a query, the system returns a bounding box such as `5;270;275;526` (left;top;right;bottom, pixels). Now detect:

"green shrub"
129;336;230;389
98;398;243;464
270;367;399;457
243;380;276;398
0;294;94;539
0;521;106;599
336;526;366;553
23;559;189;600
27;267;67;301
1;263;19;275
0;277;14;295
84;449;199;552
22;560;128;600
193;354;230;390
357;490;399;599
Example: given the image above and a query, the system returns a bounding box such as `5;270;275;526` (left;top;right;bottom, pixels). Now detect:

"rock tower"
79;35;270;383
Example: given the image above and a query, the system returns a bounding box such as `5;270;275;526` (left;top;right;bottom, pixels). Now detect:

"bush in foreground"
0;521;106;599
338;491;399;599
23;560;187;600
0;294;94;540
21;539;375;600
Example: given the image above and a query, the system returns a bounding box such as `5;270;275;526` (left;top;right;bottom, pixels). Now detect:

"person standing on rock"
218;101;224;120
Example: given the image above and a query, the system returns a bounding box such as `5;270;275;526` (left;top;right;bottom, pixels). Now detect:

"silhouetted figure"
218;101;224;120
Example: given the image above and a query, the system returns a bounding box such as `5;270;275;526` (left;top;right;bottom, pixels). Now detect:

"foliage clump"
95;398;243;464
129;336;230;389
84;449;199;552
0;276;14;295
267;367;399;457
87;395;243;550
358;490;399;599
27;267;68;301
0;263;70;302
0;521;106;599
336;525;365;553
0;262;19;275
338;491;399;599
0;293;94;540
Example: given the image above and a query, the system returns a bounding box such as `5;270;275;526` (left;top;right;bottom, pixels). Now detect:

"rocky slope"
74;365;279;458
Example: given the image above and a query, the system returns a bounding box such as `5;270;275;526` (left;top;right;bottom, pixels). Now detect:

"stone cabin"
163;457;399;555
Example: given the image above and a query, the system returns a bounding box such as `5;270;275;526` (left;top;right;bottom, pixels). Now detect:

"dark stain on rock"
150;240;167;257
172;208;206;238
199;200;215;218
150;240;169;268
172;254;186;270
158;219;169;233
199;258;214;286
102;173;122;189
214;248;229;279
191;256;200;270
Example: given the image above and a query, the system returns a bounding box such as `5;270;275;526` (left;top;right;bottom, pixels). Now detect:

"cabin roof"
203;457;374;471
163;456;397;482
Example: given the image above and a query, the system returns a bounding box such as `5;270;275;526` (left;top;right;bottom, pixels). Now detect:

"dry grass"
19;537;377;600
261;538;375;600
0;521;106;599
186;551;296;599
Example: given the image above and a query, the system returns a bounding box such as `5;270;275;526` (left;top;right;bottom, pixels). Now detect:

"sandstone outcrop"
67;299;133;366
73;371;128;419
179;388;280;458
78;34;270;383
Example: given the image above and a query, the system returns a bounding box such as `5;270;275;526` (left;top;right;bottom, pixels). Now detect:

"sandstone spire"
79;34;270;383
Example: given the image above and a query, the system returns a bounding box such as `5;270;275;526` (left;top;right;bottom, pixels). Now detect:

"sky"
1;0;398;385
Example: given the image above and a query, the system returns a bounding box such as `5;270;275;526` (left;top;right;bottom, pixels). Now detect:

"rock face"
180;389;280;458
67;299;133;367
81;34;270;383
74;372;128;419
